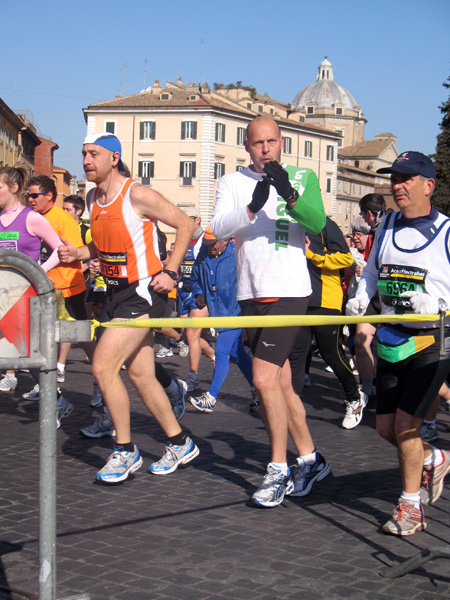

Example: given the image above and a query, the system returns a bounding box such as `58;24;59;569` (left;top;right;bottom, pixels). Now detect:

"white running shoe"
22;384;40;400
177;340;189;358
0;374;18;391
156;346;173;358
342;390;368;429
190;391;216;413
80;412;116;438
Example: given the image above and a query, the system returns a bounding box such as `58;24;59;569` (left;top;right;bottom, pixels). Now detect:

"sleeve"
286;170;326;234
190;252;204;297
306;219;353;270
211;176;253;240
26;211;61;273
355;221;383;301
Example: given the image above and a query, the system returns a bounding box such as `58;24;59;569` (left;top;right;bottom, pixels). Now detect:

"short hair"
359;193;386;215
64;194;85;215
351;216;371;235
27;175;57;202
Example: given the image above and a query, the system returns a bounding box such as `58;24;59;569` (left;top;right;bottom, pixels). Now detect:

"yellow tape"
89;312;449;331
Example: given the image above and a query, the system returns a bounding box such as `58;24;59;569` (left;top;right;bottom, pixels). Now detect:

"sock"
269;462;288;476
114;441;134;452
169;432;187;446
57;362;66;373
423;419;436;427
400;490;421;507
431;446;443;466
360;376;373;396
165;380;178;396
298;450;317;466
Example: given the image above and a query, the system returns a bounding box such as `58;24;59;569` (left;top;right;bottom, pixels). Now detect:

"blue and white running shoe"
149;437;199;475
96;445;143;483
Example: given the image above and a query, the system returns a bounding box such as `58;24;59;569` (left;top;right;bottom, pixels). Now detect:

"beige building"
0;101;40;175
83;78;340;235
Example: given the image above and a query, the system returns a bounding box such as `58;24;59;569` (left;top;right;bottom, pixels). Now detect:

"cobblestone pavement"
1;343;450;600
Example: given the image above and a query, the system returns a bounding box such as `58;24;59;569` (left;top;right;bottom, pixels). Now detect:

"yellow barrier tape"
89;312;449;331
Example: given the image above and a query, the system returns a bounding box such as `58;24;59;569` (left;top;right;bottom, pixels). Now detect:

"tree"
431;76;450;215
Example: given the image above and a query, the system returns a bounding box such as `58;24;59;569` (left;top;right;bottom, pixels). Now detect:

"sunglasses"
26;192;45;200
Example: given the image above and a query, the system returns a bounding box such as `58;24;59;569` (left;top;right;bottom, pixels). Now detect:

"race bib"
377;264;427;314
99;251;128;286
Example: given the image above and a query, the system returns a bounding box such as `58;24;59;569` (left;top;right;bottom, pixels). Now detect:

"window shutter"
151;122;156;140
181;122;186;140
138;162;143;177
149;162;155;178
179;162;184;177
140;122;145;140
192;162;196;178
192;122;197;139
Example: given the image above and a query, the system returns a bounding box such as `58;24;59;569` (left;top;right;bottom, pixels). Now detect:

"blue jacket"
191;241;240;332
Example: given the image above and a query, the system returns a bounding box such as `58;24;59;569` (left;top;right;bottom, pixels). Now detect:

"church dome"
291;57;360;111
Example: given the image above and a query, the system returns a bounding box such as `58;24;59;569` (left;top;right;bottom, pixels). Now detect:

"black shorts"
376;329;450;419
104;280;167;320
239;297;310;367
64;292;88;321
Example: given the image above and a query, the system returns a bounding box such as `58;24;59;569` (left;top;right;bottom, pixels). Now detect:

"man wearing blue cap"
347;151;450;535
59;132;199;483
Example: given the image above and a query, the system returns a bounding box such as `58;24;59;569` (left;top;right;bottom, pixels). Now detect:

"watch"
163;269;178;281
286;189;299;204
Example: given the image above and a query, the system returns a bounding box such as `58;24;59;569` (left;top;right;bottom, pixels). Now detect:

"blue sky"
2;0;449;179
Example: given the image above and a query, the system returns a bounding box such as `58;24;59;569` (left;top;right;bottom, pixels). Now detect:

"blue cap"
83;132;125;171
377;151;435;179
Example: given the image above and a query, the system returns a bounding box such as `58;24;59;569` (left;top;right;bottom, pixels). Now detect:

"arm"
58;239;98;263
306;219;352;270
26;211;62;273
211;175;254;240
286;170;326;234
129;183;194;292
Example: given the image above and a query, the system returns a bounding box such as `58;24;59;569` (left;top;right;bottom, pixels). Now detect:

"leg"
288;325;312;396
354;322;376;395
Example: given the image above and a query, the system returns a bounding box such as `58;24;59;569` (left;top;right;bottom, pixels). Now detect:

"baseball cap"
182;207;200;218
83;132;125;171
203;225;218;246
351;216;371;235
377;151;435;179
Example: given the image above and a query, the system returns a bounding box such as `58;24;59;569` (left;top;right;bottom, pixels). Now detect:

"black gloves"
247;178;271;214
263;161;295;201
195;294;206;309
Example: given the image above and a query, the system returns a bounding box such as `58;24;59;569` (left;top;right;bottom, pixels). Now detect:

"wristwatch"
163;269;178;281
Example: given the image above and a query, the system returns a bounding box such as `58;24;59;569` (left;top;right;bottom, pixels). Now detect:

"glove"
248;178;271;214
263;161;295;201
400;291;439;314
195;294;207;309
346;297;369;316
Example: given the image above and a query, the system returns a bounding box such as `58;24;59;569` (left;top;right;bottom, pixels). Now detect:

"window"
307;106;314;114
355;160;359;168
214;163;225;180
215;123;225;143
326;145;334;161
105;121;115;134
246;102;252;110
299;116;305;123
140;121;155;140
160;93;170;100
138;161;154;185
270;108;274;115
179;161;196;186
304;141;312;157
181;121;197;140
336;107;343;115
326;178;331;193
236;165;244;172
338;181;342;191
258;105;263;113
237;127;246;146
283;137;292;154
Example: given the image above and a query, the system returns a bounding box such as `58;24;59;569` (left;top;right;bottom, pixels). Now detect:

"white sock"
400;490;421;507
269;462;288;476
298;451;317;466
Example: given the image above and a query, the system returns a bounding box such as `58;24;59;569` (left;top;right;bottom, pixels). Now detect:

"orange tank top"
90;179;162;287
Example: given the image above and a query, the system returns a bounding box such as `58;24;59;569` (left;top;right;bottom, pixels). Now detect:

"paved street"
1;343;450;600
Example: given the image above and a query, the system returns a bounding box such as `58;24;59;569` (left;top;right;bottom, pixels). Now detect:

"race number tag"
377;264;427;313
99;251;128;286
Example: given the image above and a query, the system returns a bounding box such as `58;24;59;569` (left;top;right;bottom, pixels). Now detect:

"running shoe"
250;389;260;412
96;445;143;483
0;374;18;391
186;373;200;392
22;383;40;400
190;391;216;413
252;464;293;508
420;449;450;506
287;452;331;497
80;412;116;438
342;390;368;429
420;423;439;443
382;499;426;536
56;368;66;383
156;346;173;358
167;379;187;421
90;382;103;407
177;340;189;358
56;394;73;429
149;437;199;475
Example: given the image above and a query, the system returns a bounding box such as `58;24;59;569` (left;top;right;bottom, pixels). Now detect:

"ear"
244;139;250;154
425;178;435;196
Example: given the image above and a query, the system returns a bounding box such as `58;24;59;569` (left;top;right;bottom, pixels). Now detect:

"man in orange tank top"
59;132;199;483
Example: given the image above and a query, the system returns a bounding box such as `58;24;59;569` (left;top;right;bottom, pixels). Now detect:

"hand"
195;294;206;309
400;291;439;314
248;178;271;214
354;265;364;277
89;258;101;276
346;297;369;316
58;237;78;263
304;235;310;253
263;161;295;201
150;272;175;294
